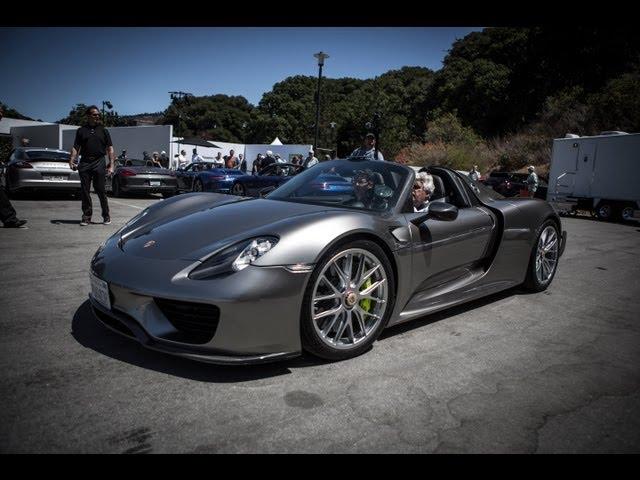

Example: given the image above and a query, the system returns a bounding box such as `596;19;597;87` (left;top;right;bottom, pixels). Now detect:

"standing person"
468;165;480;182
214;152;223;167
302;149;318;168
225;149;238;169
251;154;263;175
151;152;162;168
159;151;169;168
525;165;539;198
261;150;277;170
177;149;188;168
69;105;115;226
350;133;385;161
239;154;247;173
117;150;128;162
0;106;27;228
192;148;203;164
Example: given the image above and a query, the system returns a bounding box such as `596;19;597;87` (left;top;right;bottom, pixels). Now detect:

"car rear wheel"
522;220;560;292
231;182;246;196
193;179;203;192
301;240;395;361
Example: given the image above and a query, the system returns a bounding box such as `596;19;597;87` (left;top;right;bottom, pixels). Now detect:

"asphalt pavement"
1;192;639;453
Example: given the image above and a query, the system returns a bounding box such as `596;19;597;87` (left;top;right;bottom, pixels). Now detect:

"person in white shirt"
192;148;203;163
468;165;480;182
177;149;187;168
213;152;224;167
413;172;435;212
350;133;385;161
303;149;319;168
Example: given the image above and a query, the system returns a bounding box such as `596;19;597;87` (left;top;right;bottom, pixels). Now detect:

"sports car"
230;162;304;197
106;159;178;198
175;162;244;194
89;158;567;364
4;148;80;195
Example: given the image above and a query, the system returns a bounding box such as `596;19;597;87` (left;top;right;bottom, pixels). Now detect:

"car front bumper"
89;251;309;364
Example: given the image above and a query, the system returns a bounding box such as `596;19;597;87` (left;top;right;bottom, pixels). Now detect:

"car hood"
120;196;339;261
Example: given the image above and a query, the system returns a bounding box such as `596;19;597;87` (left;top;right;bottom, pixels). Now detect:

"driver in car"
348;169;390;210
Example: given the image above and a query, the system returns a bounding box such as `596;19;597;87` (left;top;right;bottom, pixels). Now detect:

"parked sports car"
89;158;567;365
106;159;178;198
175;162;244;194
4;148;80;195
230;162;304;197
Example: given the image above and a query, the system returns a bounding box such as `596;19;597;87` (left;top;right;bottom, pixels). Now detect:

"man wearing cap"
350;133;385;161
302;149;318;168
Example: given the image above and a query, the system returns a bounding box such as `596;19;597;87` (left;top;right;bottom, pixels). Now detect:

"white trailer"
547;132;640;221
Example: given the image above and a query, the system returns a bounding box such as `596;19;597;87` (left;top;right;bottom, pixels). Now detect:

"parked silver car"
4;148;80;195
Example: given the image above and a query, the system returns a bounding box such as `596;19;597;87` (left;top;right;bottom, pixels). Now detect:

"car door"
408;169;496;294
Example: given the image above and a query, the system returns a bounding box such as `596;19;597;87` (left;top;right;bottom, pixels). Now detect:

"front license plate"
149;181;161;186
90;272;111;310
45;176;66;181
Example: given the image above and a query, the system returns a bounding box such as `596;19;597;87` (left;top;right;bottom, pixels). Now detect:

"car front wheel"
522;220;560;292
193;179;203;192
301;240;395;361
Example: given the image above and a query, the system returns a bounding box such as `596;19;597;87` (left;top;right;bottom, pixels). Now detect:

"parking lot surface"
1;193;639;453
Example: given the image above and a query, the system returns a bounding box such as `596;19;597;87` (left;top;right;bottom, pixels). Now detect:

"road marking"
108;199;147;210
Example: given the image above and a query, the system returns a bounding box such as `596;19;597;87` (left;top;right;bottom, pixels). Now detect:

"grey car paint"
90;160;566;364
5;147;80;192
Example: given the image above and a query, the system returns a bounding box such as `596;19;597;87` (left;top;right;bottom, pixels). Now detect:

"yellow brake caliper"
359;278;372;313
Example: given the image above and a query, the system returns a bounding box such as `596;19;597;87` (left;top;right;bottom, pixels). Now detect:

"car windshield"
457;172;505;202
25;150;70;161
266;159;410;212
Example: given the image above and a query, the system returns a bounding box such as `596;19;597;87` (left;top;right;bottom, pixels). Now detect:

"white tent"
270;137;283;145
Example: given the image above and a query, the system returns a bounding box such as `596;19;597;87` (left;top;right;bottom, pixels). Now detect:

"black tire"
522;219;560;292
620;206;636;222
193;179;203;192
301;239;396;361
596;202;613;221
231;182;246;196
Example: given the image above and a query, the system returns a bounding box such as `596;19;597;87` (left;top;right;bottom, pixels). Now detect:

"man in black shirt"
0;105;27;228
69;105;115;226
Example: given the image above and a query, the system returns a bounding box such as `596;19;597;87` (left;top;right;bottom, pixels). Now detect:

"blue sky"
0;27;482;122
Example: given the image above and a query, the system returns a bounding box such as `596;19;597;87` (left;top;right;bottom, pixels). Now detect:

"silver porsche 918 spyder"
89;158;567;364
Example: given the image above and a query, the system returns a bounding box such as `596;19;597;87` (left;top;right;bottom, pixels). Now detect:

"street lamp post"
313;51;329;154
102;100;113;126
169;91;193;169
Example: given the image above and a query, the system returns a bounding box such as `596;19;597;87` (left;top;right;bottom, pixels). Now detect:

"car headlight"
189;236;278;280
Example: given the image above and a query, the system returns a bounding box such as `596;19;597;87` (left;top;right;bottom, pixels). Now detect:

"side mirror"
429;202;458;221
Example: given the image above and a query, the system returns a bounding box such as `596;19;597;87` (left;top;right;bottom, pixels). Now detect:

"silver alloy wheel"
622;206;634;221
232;183;244;196
311;248;388;350
535;226;559;285
598;204;612;219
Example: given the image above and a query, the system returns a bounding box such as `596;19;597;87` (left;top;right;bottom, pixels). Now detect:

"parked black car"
106;159;178;198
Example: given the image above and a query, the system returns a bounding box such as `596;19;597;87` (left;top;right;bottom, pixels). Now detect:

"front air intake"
153;298;220;344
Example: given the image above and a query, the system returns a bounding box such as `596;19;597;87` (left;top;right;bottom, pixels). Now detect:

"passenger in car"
413;172;435;212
